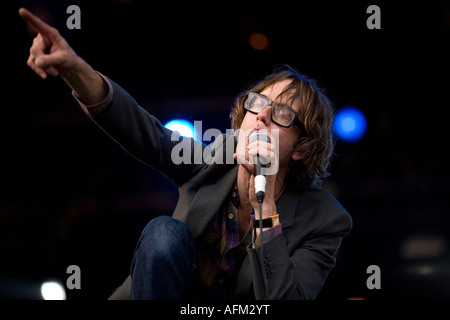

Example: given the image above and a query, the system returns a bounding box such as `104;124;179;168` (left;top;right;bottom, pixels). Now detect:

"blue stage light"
164;119;197;140
333;106;367;143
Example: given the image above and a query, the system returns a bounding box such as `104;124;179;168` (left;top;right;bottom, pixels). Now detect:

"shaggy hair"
230;65;335;186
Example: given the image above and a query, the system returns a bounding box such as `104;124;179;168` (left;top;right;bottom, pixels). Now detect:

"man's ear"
291;151;304;161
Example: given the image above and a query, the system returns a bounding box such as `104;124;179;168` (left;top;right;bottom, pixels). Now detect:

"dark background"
1;0;449;299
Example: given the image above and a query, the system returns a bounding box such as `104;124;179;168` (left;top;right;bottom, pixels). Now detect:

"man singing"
19;8;352;300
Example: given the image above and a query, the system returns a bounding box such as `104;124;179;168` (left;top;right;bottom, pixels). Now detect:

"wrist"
255;200;276;220
252;213;282;247
63;57;108;105
254;214;280;229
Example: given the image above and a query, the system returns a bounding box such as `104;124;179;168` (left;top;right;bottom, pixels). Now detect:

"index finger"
19;8;56;38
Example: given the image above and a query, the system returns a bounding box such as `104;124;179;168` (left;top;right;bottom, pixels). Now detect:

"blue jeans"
130;215;197;299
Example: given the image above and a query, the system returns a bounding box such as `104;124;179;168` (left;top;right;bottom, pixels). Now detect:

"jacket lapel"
236;183;300;298
276;185;299;229
185;164;239;238
185;166;300;237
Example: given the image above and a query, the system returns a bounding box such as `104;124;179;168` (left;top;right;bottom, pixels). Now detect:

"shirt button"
231;191;237;198
228;213;234;219
218;278;225;284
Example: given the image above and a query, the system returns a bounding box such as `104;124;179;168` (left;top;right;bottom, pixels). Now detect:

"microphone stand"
257;195;270;300
249;130;271;299
254;157;270;300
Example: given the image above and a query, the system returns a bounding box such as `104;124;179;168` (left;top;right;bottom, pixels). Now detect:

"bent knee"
139;216;193;257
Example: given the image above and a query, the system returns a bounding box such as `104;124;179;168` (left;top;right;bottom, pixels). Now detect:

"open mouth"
248;129;271;144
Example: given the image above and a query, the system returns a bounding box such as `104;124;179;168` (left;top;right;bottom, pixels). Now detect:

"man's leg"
130;215;197;299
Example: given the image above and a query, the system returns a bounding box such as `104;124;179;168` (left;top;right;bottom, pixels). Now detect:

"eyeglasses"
244;92;305;130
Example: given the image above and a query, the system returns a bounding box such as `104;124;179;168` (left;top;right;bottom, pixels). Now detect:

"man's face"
235;80;302;175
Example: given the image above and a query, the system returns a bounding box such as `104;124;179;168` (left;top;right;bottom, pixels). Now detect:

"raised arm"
20;7;210;185
19;7;107;105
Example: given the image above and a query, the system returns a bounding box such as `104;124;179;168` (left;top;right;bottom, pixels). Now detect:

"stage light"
40;281;66;300
333;106;367;143
164;119;197;140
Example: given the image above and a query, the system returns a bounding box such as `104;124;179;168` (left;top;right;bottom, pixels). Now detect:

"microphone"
248;130;271;203
248;130;272;299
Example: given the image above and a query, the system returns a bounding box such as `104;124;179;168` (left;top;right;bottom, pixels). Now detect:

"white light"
164;119;196;140
40;281;66;300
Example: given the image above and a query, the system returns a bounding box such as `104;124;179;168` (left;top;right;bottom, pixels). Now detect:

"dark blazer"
87;80;352;300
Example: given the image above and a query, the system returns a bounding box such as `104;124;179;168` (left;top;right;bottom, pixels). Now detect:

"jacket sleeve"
83;78;208;186
247;208;352;300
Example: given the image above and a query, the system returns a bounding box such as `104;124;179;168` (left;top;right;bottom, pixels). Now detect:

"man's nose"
256;106;272;126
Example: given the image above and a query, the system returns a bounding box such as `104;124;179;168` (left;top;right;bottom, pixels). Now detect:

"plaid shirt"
195;184;282;299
